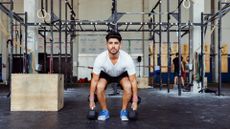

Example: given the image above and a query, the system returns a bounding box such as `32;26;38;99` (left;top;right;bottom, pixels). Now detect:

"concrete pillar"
142;0;149;77
73;36;79;77
190;0;205;53
0;12;9;82
190;0;205;92
24;0;39;73
73;0;80;77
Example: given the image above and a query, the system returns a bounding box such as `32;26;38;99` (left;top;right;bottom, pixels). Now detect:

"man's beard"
109;48;119;55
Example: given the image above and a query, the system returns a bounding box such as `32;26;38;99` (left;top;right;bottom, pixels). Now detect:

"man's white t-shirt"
93;50;136;77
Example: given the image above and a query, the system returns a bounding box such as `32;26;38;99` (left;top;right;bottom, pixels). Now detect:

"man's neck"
108;51;119;65
109;52;119;60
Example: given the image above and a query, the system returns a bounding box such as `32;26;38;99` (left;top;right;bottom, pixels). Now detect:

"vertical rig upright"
112;0;118;32
50;0;54;73
167;0;171;93
159;0;162;90
58;0;62;74
217;0;222;96
178;0;182;96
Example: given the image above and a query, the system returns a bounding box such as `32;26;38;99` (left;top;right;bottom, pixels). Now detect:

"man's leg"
174;76;178;85
181;77;185;87
120;77;132;110
96;78;110;121
119;77;132;121
96;78;108;110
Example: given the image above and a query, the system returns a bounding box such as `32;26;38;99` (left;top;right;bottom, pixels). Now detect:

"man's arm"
129;74;138;110
171;63;175;72
89;73;99;109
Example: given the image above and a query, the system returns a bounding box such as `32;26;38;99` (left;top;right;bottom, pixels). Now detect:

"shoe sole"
121;119;129;121
120;117;129;121
98;116;109;121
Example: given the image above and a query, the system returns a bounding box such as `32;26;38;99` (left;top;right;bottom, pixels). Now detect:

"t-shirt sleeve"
126;56;136;76
92;56;102;75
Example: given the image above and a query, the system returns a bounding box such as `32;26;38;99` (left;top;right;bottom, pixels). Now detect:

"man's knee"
96;79;107;94
96;86;105;94
121;78;132;94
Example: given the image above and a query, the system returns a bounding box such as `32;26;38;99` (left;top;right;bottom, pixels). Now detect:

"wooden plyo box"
11;74;64;111
137;77;151;89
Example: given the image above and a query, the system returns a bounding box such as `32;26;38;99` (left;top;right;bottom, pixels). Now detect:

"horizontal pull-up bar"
38;28;189;32
27;21;201;26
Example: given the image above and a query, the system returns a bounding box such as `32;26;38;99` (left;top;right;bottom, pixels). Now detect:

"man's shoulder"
120;50;134;63
97;51;107;58
94;51;107;66
120;50;130;57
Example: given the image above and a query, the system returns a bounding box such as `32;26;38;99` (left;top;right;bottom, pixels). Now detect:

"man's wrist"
89;95;94;102
132;95;138;102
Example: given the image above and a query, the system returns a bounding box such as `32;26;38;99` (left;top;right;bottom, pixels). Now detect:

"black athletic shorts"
174;71;179;77
99;71;129;89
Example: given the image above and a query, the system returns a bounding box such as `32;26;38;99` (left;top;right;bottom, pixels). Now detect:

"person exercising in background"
89;31;138;121
173;53;185;88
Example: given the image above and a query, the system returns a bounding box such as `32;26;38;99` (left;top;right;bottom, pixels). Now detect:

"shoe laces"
99;110;108;116
120;110;128;116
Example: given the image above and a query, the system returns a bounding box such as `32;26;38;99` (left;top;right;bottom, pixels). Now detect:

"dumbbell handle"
130;96;141;105
89;101;96;110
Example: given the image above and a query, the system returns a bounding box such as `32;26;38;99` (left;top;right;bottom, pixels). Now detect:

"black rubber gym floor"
0;84;230;129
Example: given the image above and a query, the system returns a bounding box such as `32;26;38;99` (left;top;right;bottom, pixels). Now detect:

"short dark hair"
106;31;122;42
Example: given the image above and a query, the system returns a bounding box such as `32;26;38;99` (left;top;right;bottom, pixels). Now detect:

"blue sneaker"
120;110;129;121
98;110;110;121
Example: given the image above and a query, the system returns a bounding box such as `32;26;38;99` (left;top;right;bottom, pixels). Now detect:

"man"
89;31;138;121
172;53;185;88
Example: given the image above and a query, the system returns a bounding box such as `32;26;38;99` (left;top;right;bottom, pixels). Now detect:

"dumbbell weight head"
87;108;98;120
128;110;138;120
129;96;141;120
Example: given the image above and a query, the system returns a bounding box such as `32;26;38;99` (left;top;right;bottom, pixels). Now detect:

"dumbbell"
87;108;98;120
128;110;138;120
128;96;141;120
87;94;98;120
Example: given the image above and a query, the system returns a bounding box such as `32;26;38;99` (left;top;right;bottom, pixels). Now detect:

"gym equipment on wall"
137;56;142;77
